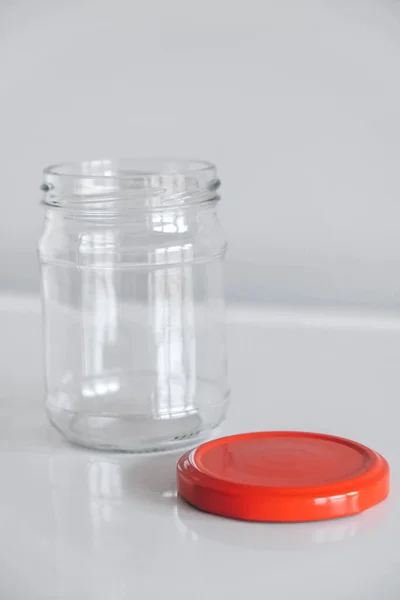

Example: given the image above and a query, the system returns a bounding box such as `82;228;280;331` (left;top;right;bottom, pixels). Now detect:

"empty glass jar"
38;159;229;452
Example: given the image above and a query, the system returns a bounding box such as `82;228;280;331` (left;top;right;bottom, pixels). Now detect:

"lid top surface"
196;432;371;488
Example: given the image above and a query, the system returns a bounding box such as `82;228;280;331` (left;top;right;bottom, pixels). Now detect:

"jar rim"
41;158;220;211
43;158;216;181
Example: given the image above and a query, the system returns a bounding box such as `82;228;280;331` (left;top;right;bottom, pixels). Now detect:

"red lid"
177;432;390;522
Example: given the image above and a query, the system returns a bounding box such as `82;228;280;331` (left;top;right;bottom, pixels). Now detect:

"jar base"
46;401;228;453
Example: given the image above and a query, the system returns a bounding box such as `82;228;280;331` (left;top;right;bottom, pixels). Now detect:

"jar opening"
41;158;220;212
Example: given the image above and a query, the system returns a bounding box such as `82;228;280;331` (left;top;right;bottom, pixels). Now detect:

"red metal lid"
177;432;390;522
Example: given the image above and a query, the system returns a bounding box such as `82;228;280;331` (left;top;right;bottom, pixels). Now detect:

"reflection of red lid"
177;432;390;522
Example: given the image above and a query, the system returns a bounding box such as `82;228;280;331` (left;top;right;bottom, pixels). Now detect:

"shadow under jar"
38;159;229;452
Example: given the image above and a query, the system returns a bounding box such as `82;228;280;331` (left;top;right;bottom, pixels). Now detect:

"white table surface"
1;294;399;600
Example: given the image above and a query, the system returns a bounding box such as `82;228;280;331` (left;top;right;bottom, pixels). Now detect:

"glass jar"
38;159;228;452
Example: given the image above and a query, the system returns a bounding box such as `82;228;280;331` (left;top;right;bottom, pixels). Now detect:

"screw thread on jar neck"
41;158;220;214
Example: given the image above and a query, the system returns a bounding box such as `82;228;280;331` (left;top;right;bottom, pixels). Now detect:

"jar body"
39;160;228;452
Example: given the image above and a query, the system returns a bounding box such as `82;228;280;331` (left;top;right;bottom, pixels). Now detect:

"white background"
1;0;400;307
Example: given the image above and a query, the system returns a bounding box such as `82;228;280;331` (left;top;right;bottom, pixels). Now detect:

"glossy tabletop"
0;295;399;600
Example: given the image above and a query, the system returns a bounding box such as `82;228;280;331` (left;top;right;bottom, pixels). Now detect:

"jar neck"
44;203;220;232
41;159;220;216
